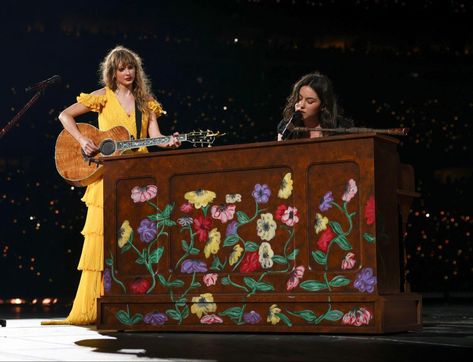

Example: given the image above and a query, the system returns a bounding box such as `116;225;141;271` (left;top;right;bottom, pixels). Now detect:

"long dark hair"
282;71;340;128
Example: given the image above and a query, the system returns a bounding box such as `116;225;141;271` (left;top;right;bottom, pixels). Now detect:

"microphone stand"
0;89;46;140
292;126;409;136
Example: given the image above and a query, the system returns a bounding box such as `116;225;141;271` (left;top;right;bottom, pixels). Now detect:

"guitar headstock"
186;129;225;147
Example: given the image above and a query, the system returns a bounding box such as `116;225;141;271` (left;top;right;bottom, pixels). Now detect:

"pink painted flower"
200;314;223;324
342;179;358;203
211;204;236;223
203;273;218;287
180;201;193;213
281;206;299;226
356;307;372;326
131;185;157;203
342;310;357;325
341;252;356;270
342;307;373;326
286;265;305;291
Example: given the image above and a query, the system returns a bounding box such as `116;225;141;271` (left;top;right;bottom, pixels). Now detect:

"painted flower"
281;206;299;226
200;314;223;324
258;242;274;269
342;179;358;203
314;213;329;234
239;251;260;273
286;265;305;291
226;221;238;237
131;185;157;203
129;277;151;294
192;215;212;242
341;252;356;270
103;268;112;293
316;226;336;253
180;201;193;213
203;273;218;287
319;191;334;211
177;216;193;227
181;259;208;273
184;189;216;209
256;213;277;241
229;244;244;266
278;172;293;199
364;195;375;225
267;304;281;325
118;220;133;248
137;218;157;243
342;307;373;326
204;228;221;258
354;267;377;293
275;204;287;220
191;293;217;318
252;183;271;204
211;204;236;223
225;193;242;203
243;311;262;324
144;312;168;325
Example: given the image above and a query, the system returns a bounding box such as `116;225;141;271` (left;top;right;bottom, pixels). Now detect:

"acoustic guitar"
55;123;222;187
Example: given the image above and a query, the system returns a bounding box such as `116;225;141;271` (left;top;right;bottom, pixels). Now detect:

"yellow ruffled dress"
43;87;163;325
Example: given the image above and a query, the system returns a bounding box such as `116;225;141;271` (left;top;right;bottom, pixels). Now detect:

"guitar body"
55;123;130;187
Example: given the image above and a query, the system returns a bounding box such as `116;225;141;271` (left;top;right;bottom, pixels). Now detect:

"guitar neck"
116;134;188;151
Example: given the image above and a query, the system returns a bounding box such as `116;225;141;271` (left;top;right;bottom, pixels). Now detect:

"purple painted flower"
137;218;157;243
353;267;377;293
252;183;271;204
181;259;208;273
144;312;168;325
319;191;334;212
103;268;112;293
226;221;238;237
243;310;262;324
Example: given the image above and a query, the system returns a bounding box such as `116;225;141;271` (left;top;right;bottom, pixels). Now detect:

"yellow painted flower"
278;172;293;199
191;293;217;318
229;244;244;266
314;213;329;234
118;220;133;248
258;242;274;269
257;213;277;241
267;304;281;325
184;189;216;209
204;228;221;258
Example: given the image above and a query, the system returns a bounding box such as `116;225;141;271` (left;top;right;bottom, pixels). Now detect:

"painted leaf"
363;232;376;243
329;275;351;288
330;221;344;235
221;276;230;285
243;277;257;289
219;307;242;319
244;241;259;252
105;258;113;266
312;250;327;265
255;282;275;292
290;309;317;323
276;312;293;327
149;247;164;264
299;280;328;292
181;240;189;252
121;240;132;253
272;255;288;264
157;274;168;287
223;235;239;247
166;309;181;320
189;247;200;255
181;305;190;319
135;255;146;264
168;279;185;288
286;249;299;260
115;310;132;325
323;310;344;321
130;313;143;325
163;219;177;227
237;211;251;224
333;235;352;251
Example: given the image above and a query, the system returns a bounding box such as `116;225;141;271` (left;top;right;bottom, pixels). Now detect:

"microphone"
25;75;62;92
279;111;303;140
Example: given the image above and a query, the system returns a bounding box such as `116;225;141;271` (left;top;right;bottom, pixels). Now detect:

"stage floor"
1;297;472;361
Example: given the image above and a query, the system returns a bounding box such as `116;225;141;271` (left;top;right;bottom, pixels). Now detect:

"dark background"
0;0;471;300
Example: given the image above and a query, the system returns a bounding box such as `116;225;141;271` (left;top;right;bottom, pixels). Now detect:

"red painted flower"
364;195;375;225
239;251;260;273
129;277;151;294
316;227;336;252
275;204;287;220
192;215;212;242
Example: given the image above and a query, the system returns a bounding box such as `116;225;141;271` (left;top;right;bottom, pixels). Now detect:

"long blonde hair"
99;45;154;117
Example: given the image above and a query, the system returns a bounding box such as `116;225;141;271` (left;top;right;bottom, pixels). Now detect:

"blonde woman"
43;45;180;325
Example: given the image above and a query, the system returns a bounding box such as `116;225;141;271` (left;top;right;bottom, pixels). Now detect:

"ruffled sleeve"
148;99;165;118
77;93;107;113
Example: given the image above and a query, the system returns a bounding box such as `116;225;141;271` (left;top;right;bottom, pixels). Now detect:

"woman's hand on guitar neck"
79;135;99;156
165;132;181;148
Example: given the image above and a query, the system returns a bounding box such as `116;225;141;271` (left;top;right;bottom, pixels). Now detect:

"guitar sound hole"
100;139;116;156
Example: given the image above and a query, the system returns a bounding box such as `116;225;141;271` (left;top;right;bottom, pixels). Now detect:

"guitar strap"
135;101;142;139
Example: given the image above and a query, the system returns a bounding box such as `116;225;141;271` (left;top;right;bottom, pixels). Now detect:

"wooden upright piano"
98;133;421;333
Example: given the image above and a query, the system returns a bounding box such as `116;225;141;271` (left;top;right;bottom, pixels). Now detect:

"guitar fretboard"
116;135;188;151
